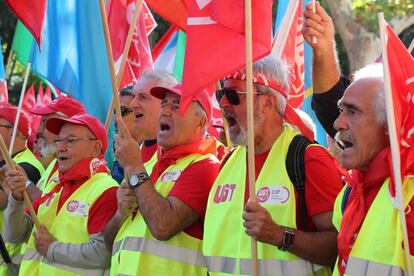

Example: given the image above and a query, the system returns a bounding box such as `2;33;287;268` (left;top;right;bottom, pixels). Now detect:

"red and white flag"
107;0;154;88
271;0;305;109
181;0;273;113
22;84;36;111
0;81;7;103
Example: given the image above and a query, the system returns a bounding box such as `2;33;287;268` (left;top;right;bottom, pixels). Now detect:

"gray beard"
40;143;57;158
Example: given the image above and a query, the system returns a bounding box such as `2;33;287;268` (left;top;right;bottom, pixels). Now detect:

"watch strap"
277;227;296;251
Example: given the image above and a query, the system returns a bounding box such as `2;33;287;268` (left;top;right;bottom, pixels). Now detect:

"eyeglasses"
215;87;262;105
53;137;96;148
121;106;133;117
0;124;12;129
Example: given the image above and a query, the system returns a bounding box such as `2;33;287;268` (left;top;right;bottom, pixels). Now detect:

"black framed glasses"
53;137;96;148
215;87;262;105
115;106;133;117
0;124;13;129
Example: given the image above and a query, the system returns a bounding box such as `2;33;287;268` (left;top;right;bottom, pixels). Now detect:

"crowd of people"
0;2;413;276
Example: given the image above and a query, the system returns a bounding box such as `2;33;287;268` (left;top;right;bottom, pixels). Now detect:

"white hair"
352;63;386;125
193;102;208;137
135;69;178;89
294;108;317;140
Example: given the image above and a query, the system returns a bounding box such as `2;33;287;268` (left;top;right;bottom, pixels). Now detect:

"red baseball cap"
0;104;31;139
31;95;86;117
46;114;108;153
150;84;212;121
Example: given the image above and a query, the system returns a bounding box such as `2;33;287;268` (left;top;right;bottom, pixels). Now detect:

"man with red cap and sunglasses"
3;113;118;275
0;104;45;275
203;56;345;275
106;84;220;275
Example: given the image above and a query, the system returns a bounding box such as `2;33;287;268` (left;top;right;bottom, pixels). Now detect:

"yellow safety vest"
110;153;214;276
0;148;45;276
203;125;331;276
19;172;118;276
36;159;59;193
332;177;414;276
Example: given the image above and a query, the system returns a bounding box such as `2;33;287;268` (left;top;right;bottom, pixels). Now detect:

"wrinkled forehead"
341;78;381;107
59;123;93;137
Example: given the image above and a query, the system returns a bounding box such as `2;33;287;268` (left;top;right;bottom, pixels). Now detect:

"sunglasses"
215;87;262;105
115;106;134;117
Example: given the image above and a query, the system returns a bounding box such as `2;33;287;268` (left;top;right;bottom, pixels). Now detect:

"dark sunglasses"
215;87;262;105
115;106;133;117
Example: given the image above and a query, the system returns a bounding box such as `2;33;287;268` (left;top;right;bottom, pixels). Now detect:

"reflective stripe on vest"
120;236;206;267
205;256;325;275
346;256;404;276
23;248;107;276
203;125;330;276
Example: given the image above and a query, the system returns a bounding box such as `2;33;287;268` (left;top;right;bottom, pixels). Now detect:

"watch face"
129;175;139;187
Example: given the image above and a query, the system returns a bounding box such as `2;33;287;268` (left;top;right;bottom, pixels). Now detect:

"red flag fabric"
22;84;36;111
142;1;157;35
107;0;154;88
180;0;273;113
381;20;414;199
43;87;52;105
271;0;305;108
146;0;187;31
5;0;47;47
0;81;8;103
36;85;44;106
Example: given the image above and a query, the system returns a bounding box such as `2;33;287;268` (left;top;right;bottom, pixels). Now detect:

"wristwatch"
25;180;34;189
277;227;296;251
128;172;149;189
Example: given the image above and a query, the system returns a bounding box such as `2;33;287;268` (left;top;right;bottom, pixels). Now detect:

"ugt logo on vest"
213;184;236;203
256;186;290;204
67;200;80;212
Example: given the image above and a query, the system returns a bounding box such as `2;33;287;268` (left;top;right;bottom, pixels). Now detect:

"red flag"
107;0;154;88
146;0;187;31
22;84;36;111
271;0;305;108
382;20;414;183
142;1;157;35
0;81;8;103
43;87;52;105
5;0;47;47
36;85;44;106
181;0;273;112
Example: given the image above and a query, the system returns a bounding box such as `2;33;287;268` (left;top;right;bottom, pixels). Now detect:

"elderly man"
0;105;45;275
203;56;344;276
30;95;86;193
3;113;118;275
303;5;414;274
112;85;144;183
106;84;220;275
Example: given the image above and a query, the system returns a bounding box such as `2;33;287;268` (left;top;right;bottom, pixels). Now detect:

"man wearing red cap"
3;113;118;275
30;94;86;194
0;104;45;275
203;56;345;275
106;84;220;275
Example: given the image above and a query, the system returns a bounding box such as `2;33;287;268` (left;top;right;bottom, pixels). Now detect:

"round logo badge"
256;187;270;203
67;200;79;212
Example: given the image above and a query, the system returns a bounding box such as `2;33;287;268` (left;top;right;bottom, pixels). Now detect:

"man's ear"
92;140;103;157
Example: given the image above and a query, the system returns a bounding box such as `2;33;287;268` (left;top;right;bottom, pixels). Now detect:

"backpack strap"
285;134;314;231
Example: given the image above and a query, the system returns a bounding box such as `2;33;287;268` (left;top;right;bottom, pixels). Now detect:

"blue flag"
30;0;113;124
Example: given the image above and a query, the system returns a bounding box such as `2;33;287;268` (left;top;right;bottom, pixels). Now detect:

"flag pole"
0;133;41;230
408;38;414;54
245;0;258;275
215;82;233;148
378;12;413;276
99;0;122;122
104;0;143;130
9;62;31;154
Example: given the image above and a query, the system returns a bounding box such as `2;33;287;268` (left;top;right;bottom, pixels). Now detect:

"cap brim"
46;117;85;135
150;86;181;100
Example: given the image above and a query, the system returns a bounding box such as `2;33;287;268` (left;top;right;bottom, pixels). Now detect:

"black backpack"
221;134;315;231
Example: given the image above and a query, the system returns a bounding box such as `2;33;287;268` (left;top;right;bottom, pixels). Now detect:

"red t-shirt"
244;146;344;231
346;182;414;252
168;157;220;239
30;182;118;234
141;141;158;163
